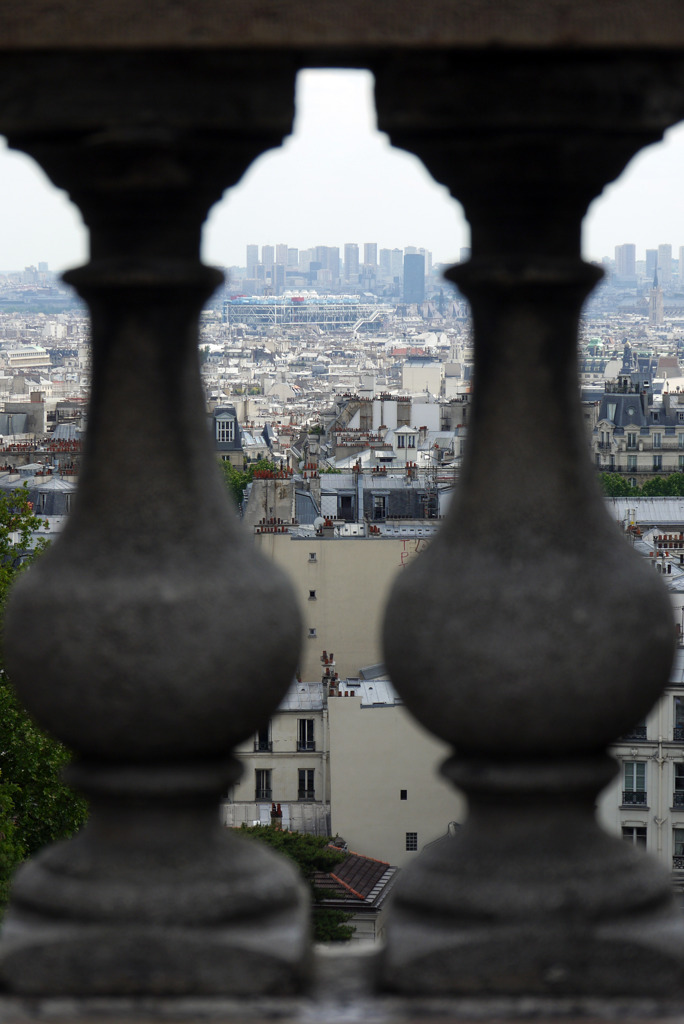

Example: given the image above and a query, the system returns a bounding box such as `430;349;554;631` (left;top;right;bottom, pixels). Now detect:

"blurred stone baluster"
376;53;684;995
0;55;309;995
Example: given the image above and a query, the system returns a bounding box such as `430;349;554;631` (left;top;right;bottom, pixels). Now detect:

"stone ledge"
2;949;684;1024
2;1;684;51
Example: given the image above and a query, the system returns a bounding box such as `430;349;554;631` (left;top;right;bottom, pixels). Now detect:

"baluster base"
0;762;310;995
380;756;684;996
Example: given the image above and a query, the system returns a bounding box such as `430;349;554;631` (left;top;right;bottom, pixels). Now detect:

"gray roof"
342;678;401;707
606;498;684;527
277;680;325;712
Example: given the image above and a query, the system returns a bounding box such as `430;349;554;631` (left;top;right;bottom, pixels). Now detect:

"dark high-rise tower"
403;252;425;303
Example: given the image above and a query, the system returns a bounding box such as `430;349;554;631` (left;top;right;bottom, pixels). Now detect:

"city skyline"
1;69;684;273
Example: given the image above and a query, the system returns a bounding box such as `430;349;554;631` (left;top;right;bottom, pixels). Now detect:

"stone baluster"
376;53;684;995
0;53;309;995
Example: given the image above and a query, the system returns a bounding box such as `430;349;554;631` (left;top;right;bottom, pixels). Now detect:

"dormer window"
216;418;235;442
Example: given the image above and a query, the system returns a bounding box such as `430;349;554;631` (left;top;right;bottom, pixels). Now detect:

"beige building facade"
327;681;462;868
254;528;433;682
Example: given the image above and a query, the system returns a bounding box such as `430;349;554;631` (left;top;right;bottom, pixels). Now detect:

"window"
675;696;684;740
308;590;316;600
653;455;662;471
653;432;662;448
298;719;315;751
679;433;684;448
400;789;408;800
255;769;272;802
623;761;647;805
64;493;73;513
397;435;405;449
254;722;271;752
628;477;637;488
675;764;684;807
308;552;317;562
407;435;415;448
405;832;418;851
628;454;637;471
338;494;354;521
680;455;684;471
627;432;637;449
622;826;647;849
298;768;314;800
308;628;317;638
373;495;386;520
674;828;684;869
216;418;235;443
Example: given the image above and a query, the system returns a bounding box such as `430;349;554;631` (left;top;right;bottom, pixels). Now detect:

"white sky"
1;68;684;274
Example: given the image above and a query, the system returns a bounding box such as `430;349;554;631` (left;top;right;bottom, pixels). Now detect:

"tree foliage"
218;457;275;509
239;825;355;942
599;472;684;498
0;485;88;915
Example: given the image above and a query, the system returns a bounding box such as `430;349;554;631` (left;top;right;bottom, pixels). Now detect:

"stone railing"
2;2;684;1018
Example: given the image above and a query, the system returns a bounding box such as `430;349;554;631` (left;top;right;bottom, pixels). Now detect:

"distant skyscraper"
364;243;378;267
344;243;359;280
288;248;299;267
650;268;664;325
246;244;259;277
328;246;341;280
658;243;673;283
299;248;315;271
275;243;289;267
403;253;425;304
391;249;403;279
646;249;658;279
679;247;684;285
261;245;275;270
379;249;392;278
615;243;636;278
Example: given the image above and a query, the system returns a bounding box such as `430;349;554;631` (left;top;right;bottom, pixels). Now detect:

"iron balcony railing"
673;792;684;807
297;740;316;752
254;740;273;752
622;790;648;806
255;788;272;801
674;856;684;870
620;726;647;741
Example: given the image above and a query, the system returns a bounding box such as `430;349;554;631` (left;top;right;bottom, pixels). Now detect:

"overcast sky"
1;68;684;274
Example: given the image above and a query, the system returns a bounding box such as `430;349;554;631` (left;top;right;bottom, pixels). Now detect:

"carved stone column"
376;53;684;995
0;53;309;995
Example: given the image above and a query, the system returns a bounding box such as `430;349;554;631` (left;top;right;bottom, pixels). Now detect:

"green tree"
218;457;275;509
239;825;355;942
598;473;641;497
0;484;88;916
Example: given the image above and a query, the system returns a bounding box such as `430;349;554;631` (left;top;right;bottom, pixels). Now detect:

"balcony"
674;792;684;807
597;441;613;451
674;856;684;870
622;790;648;806
619;726;647;741
254;740;273;752
674;726;684;741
